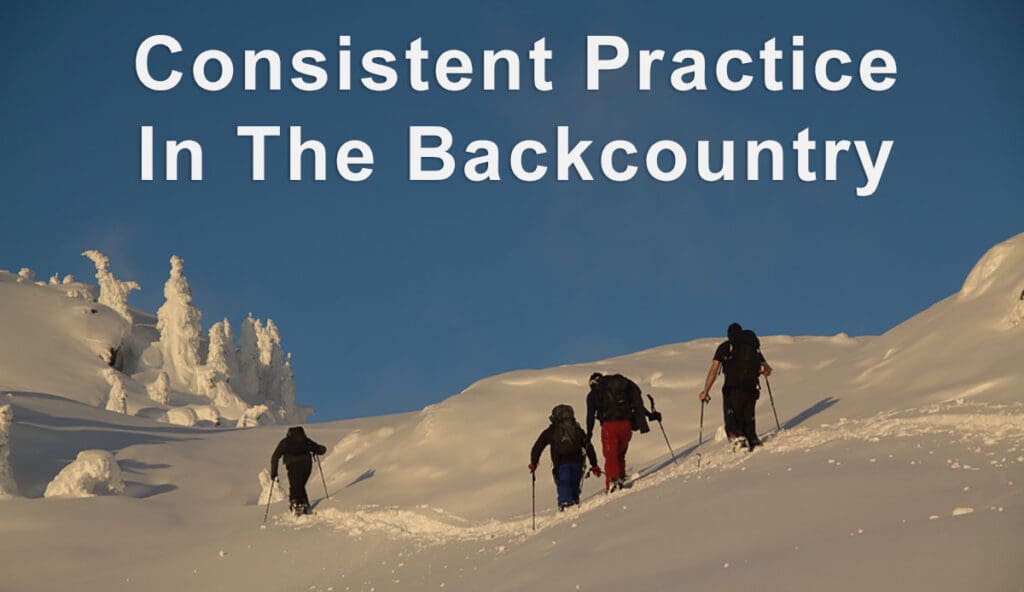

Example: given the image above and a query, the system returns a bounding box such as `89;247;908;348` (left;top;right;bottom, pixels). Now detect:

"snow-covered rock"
166;406;198;427
0;404;16;498
43;450;125;498
236;404;269;428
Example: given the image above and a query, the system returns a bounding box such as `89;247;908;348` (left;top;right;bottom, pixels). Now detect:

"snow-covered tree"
236;314;262;402
205;319;239;382
0;404;17;498
16;268;34;283
62;274;75;285
256;318;287;405
156;256;202;391
147;372;170;405
81;250;140;323
105;372;128;414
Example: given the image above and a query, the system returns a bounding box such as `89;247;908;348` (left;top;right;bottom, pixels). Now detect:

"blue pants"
554;463;583;506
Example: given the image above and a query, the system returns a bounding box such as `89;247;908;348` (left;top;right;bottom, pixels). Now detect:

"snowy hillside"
1;233;1022;592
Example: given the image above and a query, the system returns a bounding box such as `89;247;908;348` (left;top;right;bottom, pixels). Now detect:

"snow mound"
43;450;125;498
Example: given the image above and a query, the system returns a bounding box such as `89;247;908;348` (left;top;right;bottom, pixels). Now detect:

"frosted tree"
236;314;262;402
105;372;128;414
16;268;34;283
0;404;17;498
62;274;75;284
81;250;140;323
147;371;170;405
156;256;202;391
205;319;239;382
256;318;287;405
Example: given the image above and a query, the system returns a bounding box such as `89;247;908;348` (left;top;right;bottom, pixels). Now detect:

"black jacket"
530;421;599;469
585;374;652;436
270;427;327;476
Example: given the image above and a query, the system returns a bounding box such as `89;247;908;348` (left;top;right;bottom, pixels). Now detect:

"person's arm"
308;438;327;456
529;429;549;470
583;429;599;468
270;441;285;479
585;390;597;438
698;359;721;402
760;356;773;376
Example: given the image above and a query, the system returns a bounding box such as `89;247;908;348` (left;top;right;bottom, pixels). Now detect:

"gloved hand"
649;411;662;422
528;464;536;473
270;472;277;481
591;466;602;477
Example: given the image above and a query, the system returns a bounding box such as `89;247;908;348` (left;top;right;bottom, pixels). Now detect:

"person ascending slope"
585;372;660;492
270;426;328;516
697;322;773;451
530;404;601;511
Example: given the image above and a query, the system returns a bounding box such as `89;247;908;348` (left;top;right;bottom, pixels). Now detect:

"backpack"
549;405;584;456
722;329;761;390
595;374;639;422
282;427;312;456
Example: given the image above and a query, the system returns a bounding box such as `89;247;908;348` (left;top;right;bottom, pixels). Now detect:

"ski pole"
765;377;782;433
263;477;275;524
647;394;678;464
697;397;707;469
314;454;330;501
531;470;537;531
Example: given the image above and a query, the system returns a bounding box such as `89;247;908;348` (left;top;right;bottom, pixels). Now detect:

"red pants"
600;420;633;487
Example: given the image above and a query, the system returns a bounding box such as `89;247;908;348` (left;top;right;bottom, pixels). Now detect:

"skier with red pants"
270;426;327;515
585;372;660;492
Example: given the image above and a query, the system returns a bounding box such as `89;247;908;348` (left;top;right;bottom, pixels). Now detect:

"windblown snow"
1;234;1022;592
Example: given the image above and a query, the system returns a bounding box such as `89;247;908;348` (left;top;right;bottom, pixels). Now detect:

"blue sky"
1;1;1021;420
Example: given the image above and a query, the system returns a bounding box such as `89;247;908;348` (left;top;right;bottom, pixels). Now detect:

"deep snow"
0;233;1022;591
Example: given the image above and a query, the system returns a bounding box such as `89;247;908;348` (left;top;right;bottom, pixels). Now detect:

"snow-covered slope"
0;233;1022;592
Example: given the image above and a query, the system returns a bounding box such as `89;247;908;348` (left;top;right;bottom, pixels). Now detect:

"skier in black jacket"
529;404;601;510
585;372;660;492
697;323;773;451
270;426;327;515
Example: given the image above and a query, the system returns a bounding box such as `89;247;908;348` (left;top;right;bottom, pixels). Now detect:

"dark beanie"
727;323;743;340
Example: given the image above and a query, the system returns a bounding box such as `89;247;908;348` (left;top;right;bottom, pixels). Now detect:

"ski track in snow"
282;399;1024;545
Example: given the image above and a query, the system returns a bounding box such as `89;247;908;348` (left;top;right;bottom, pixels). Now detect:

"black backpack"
595;374;639;422
282;426;313;456
549;405;584;456
723;330;761;390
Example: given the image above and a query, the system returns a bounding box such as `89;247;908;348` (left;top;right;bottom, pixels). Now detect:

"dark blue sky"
2;1;1021;420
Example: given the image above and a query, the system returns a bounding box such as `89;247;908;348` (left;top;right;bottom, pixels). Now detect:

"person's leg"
616;422;633;484
740;390;760;448
555;463;583;507
722;387;740;438
286;459;312;509
285;461;303;508
601;425;618;489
